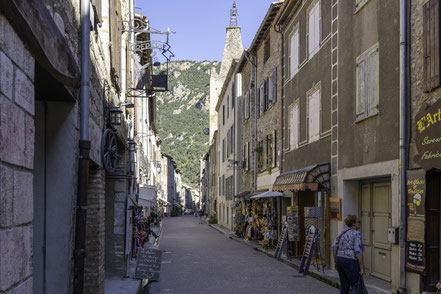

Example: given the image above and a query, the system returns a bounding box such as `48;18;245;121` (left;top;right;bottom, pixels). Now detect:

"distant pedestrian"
332;215;365;294
198;209;204;224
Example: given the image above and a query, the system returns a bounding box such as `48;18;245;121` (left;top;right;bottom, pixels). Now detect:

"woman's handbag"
349;276;368;294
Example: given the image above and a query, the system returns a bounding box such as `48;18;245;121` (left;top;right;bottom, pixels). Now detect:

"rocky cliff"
157;60;220;188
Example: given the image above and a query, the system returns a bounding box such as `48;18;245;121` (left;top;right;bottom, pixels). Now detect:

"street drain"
159;289;174;292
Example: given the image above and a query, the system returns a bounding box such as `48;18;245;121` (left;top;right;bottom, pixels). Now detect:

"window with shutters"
308;0;321;59
219;176;221;195
289;103;300;149
222;139;225;162
245;91;250;119
266;134;273;168
243;144;247;170
223;105;225;125
290;27;299;78
272;67;277;103
423;0;441;93
308;87;320;142
264;35;271;63
356;45;379;120
232;82;235;108
264;78;269;111
260;84;264;116
227;97;229;118
269;75;273;104
257;141;264;170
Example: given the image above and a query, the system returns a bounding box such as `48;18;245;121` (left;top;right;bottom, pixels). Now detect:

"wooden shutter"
109;0;122;90
290;105;299;149
273;67;277;103
91;0;102;25
424;0;440;92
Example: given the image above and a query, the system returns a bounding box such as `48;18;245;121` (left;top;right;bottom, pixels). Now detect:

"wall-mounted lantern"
128;139;136;152
109;107;123;126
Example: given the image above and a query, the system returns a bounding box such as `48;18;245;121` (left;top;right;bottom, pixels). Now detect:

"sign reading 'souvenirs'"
415;99;441;170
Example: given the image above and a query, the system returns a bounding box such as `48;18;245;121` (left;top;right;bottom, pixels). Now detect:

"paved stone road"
148;216;339;294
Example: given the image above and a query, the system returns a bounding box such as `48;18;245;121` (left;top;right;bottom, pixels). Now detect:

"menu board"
287;206;299;242
135;248;162;281
407;241;425;273
329;198;341;221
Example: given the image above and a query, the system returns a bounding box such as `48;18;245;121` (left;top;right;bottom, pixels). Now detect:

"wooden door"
371;182;392;281
360;181;392;281
425;171;440;292
361;184;372;274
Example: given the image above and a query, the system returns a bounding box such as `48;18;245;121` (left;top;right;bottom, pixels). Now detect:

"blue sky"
135;0;276;62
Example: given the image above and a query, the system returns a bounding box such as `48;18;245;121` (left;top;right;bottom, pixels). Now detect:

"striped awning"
272;163;330;192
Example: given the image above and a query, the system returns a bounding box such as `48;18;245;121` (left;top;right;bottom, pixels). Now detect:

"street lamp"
109;106;123;125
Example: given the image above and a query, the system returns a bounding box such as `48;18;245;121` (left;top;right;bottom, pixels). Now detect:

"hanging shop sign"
415;98;441;170
406;169;426;218
328;197;342;221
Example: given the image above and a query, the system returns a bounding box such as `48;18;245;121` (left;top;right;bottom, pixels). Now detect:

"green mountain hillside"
156;60;220;188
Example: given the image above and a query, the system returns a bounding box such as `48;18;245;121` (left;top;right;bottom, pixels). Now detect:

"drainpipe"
274;24;284;173
244;50;257;192
73;0;91;292
399;0;408;293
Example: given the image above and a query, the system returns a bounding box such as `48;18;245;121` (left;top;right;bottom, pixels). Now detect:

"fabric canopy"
272;163;330;192
235;191;251;198
250;190;287;199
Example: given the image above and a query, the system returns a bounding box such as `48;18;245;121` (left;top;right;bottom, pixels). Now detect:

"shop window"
290;27;299;78
356;45;379;120
308;0;321;59
308;87;320;142
423;0;441;92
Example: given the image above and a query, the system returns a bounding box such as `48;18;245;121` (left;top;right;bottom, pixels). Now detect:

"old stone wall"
239;61;254;193
0;14;35;294
85;168;106;294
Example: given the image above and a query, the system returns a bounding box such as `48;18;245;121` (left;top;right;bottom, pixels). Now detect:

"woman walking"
332;215;365;294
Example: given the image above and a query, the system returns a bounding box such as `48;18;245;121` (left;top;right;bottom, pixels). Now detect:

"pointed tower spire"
229;1;238;27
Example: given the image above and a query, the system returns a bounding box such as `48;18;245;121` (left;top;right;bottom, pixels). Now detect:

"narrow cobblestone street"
148;217;339;294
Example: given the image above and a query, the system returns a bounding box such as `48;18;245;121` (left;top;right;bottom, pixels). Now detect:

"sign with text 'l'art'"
415;98;441;170
135;248;162;281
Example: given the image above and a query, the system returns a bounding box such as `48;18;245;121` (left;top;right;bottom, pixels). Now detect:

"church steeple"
229;1;238;27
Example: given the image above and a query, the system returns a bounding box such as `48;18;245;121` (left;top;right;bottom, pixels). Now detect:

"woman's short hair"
344;214;357;227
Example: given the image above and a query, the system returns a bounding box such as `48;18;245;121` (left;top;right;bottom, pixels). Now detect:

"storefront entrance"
360;181;392;282
425;170;440;292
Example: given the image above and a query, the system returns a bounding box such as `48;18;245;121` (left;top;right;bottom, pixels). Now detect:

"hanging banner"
406;169;426;274
406;170;426;218
415;99;441;170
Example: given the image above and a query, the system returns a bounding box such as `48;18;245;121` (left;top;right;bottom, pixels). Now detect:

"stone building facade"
0;0;150;293
407;0;441;292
